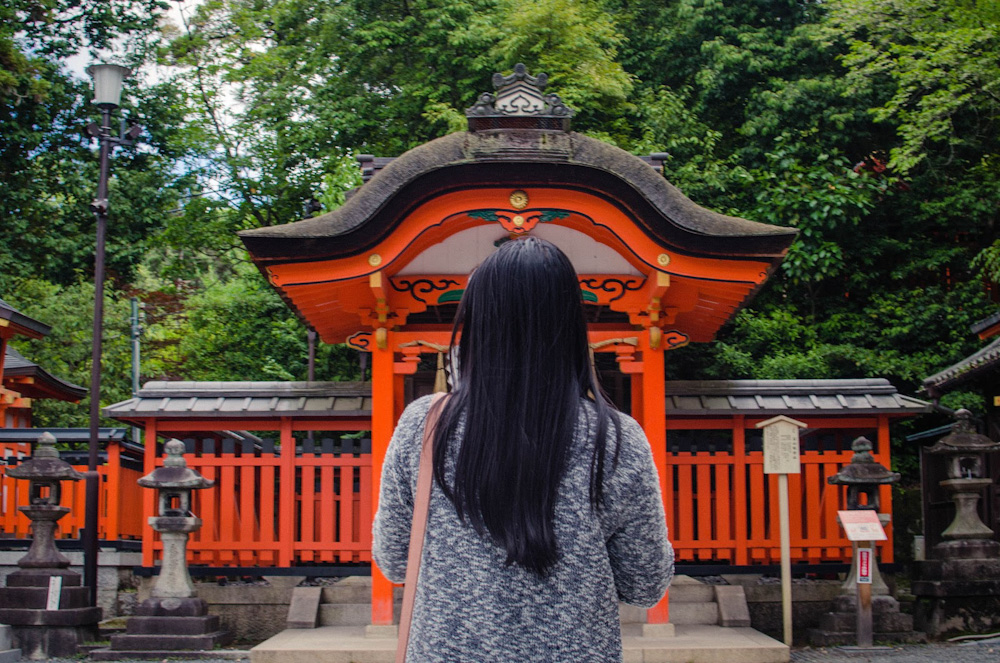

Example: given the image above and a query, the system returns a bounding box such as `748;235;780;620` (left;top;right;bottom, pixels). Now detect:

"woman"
373;237;673;662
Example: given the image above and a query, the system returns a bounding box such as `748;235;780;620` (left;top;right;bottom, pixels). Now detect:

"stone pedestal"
912;557;1000;637
91;597;231;659
0;569;101;659
0;625;22;663
93;438;230;659
808;594;925;646
0;433;100;659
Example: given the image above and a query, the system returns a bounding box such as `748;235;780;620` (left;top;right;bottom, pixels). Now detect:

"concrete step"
668;576;717;603
319;602;401;627
251;625;789;663
669;601;719;625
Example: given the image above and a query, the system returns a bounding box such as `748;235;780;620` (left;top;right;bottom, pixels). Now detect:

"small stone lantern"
102;439;231;655
810;436;923;647
0;433;101;659
924;409;1000;559
5;432;85;571
827;436;900;596
136;439;214;599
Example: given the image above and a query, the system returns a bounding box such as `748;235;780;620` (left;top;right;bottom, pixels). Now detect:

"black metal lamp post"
82;63;142;606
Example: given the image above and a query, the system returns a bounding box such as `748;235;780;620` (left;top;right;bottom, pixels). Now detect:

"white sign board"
757;416;806;475
838;509;888;542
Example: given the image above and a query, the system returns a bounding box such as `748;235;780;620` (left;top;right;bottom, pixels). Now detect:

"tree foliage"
0;0;996;467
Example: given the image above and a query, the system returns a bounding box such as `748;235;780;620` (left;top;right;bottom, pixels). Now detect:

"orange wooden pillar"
278;417;296;566
371;331;397;626
641;333;671;625
141;420;158;567
105;437;121;542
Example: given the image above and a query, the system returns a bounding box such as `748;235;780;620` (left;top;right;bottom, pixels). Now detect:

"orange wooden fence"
3;420;892;568
664;416;894;565
0;440;144;541
145;437;373;567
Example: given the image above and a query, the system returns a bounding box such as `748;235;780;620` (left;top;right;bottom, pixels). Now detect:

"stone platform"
250;624;789;663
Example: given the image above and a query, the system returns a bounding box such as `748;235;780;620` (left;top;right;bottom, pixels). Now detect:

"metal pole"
85;106;113;606
130;297;142;444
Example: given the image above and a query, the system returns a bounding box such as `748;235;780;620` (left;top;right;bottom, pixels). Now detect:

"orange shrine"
239;65;800;626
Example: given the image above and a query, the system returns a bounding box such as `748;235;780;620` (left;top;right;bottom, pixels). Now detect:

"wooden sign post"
756;415;807;647
837;510;888;648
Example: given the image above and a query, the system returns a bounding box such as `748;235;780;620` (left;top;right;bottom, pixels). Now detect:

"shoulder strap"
396;393;446;663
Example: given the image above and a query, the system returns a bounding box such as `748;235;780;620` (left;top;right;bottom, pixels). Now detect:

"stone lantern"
0;432;101;659
912;409;1000;637
923;409;1000;559
810;436;923;646
826;436;900;596
828;436;900;512
98;439;231;657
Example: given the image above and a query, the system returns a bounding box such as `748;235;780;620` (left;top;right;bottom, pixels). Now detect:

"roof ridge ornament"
466;63;574;132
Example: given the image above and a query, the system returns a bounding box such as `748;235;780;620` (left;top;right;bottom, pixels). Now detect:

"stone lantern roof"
827;437;900;486
925;409;1000;454
137;439;214;490
4;432;84;483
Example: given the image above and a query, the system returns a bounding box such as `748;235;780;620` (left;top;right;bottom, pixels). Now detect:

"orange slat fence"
0;440;144;542
663;421;894;565
145;436;373;567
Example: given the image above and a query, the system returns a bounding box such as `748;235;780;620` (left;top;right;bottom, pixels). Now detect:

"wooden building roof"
0;298;50;340
104;380;372;422
3;346;86;402
665;379;929;416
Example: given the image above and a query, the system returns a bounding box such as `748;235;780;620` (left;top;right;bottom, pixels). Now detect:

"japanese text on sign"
857;548;872;584
763;424;801;474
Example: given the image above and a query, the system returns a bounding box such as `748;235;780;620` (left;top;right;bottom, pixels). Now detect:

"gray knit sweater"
372;395;674;662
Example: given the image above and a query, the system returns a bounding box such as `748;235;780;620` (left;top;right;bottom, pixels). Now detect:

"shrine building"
238;65;793;626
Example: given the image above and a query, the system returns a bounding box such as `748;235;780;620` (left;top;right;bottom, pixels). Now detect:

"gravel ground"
792;637;1000;663
37;636;1000;662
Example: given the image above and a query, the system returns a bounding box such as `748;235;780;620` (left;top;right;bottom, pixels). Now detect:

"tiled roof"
971;310;1000;337
923;336;1000;397
3;346;86;401
105;378;927;421
664;379;929;416
103;381;373;420
0;298;50;339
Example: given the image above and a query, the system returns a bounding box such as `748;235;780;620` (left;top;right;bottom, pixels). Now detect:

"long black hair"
431;236;621;576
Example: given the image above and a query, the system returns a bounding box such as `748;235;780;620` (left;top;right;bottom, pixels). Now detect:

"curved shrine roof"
240;130;796;266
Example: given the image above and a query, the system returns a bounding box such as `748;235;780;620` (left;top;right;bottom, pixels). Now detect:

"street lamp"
83;63;142;607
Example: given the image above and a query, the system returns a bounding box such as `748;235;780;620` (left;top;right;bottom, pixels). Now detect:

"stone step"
668;601;719;626
666;577;717;603
319;602;401;627
250;624;789;663
125;615;221;635
109;631;233;651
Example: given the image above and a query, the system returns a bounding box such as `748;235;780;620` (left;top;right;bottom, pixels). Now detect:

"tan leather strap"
396;393;446;663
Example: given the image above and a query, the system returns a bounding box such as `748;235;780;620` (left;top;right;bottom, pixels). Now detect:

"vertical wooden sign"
756;415;807;647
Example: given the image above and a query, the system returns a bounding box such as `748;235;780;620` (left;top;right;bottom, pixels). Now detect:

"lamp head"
86;63;132;109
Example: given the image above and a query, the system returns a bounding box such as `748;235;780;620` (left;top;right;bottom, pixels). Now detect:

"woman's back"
373;395;673;662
